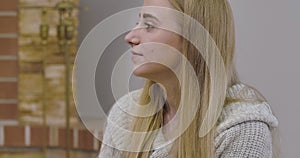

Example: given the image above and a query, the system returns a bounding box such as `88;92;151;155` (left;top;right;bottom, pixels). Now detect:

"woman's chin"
132;66;148;78
132;63;172;81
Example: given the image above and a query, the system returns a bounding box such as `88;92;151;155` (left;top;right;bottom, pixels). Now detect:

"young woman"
99;0;278;157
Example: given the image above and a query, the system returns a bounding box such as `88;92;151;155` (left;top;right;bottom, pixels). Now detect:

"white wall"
78;0;143;114
78;0;300;157
230;1;300;157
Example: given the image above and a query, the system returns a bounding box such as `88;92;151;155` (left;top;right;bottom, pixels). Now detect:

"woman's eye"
144;22;155;30
135;21;155;30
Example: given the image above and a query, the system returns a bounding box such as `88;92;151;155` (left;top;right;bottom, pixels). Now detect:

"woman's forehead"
139;7;183;34
140;6;177;19
143;0;174;8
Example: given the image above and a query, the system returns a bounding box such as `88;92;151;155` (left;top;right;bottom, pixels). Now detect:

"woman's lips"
132;51;143;56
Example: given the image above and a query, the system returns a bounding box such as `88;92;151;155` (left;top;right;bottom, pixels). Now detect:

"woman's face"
124;0;182;81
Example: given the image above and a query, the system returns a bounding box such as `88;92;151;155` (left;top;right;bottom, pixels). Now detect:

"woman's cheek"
143;44;181;69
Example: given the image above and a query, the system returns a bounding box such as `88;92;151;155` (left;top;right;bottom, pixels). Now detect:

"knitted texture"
98;83;278;158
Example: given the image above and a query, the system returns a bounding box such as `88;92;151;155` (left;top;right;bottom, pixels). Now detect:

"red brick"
0;82;17;98
30;126;49;147
0;60;18;77
78;130;94;151
4;126;25;146
58;128;74;148
0;39;17;55
0;16;17;33
0;104;18;120
0;0;18;11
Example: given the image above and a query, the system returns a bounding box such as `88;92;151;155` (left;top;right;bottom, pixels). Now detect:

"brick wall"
0;0;102;157
0;0;19;122
18;0;79;127
0;125;101;150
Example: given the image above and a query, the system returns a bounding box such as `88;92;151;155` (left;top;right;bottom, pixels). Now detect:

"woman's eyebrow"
139;13;160;22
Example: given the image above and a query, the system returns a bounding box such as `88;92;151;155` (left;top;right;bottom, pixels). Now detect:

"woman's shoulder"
216;83;279;134
107;89;143;123
101;89;143;149
214;83;279;157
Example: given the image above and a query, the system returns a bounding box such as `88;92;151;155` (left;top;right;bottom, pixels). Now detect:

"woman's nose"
124;29;140;47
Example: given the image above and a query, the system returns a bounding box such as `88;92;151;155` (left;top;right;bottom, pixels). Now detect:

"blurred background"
0;0;299;157
0;0;98;157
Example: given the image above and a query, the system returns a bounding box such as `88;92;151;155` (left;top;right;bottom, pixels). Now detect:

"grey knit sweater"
98;83;278;158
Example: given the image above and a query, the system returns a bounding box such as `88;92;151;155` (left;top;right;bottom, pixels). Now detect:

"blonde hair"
122;0;239;157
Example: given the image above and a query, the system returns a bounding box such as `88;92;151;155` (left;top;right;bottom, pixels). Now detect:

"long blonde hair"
122;0;239;157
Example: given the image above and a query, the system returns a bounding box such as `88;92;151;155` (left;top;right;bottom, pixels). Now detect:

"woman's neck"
157;74;180;125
